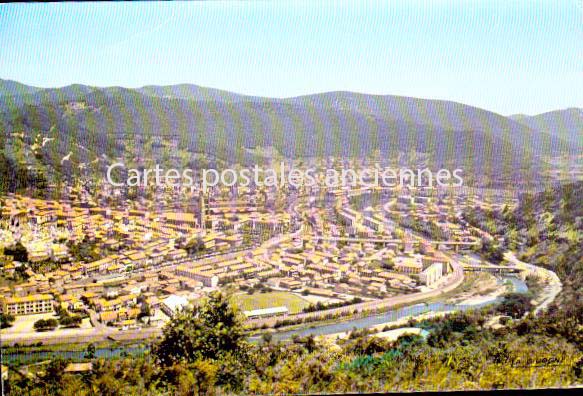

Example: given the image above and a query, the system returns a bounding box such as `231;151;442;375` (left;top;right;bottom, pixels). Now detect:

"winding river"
2;276;527;364
248;276;527;342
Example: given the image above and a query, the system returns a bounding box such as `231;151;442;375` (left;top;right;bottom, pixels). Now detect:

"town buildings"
0;294;54;316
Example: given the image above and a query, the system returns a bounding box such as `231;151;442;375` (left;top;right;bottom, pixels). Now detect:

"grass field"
233;291;310;314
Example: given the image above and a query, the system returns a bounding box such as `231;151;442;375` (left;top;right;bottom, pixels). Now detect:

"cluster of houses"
263;237;452;298
0;192;293;327
0;183;474;329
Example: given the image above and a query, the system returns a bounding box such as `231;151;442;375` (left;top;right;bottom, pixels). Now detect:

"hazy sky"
0;1;581;115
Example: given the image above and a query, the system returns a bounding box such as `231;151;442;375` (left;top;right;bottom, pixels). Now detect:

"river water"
249;276;526;342
2;276;527;364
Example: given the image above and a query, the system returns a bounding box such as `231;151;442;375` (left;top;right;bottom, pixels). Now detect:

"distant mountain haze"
0;78;580;191
510;108;582;146
0;79;42;97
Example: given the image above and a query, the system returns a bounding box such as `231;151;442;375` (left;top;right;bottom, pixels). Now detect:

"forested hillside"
1;79;578;194
463;182;583;329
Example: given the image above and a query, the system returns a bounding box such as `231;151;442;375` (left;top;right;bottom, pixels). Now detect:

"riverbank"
503;251;562;314
246;256;465;330
316;311;451;343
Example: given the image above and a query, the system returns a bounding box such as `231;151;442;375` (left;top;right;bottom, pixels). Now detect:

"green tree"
4;241;28;262
497;293;533;319
59;315;82;328
0;312;15;328
261;332;273;344
154;291;247;366
39;358;70;394
85;343;96;359
33;318;58;331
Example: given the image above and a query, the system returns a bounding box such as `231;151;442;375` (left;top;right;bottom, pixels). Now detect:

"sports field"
233;291;310;314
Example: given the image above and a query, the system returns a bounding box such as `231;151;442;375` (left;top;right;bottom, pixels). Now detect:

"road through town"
246;252;465;328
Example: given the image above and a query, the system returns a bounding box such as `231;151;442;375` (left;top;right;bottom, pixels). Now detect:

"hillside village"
0;162;508;341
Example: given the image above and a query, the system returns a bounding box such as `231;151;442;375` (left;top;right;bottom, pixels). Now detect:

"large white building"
175;265;219;287
1;294;54;316
243;306;288;319
419;262;444;286
161;295;190;317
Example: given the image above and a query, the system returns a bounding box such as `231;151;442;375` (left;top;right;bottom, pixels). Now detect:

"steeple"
198;193;206;229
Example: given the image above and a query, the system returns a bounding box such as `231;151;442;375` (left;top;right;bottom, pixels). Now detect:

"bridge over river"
461;264;522;275
305;235;480;252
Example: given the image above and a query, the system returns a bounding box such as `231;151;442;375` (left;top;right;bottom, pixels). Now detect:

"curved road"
503;251;562;315
247;255;465;328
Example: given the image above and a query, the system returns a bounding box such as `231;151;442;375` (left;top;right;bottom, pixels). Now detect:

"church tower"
198;194;207;229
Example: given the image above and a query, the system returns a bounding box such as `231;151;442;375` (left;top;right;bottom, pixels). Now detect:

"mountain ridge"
0;78;580;192
510;108;582;145
3;78;578;117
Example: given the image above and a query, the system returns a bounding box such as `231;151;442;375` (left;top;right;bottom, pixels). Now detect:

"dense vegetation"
32;318;58;332
2;78;578;196
463;182;583;322
3;183;583;395
0;312;15;329
5;293;582;395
